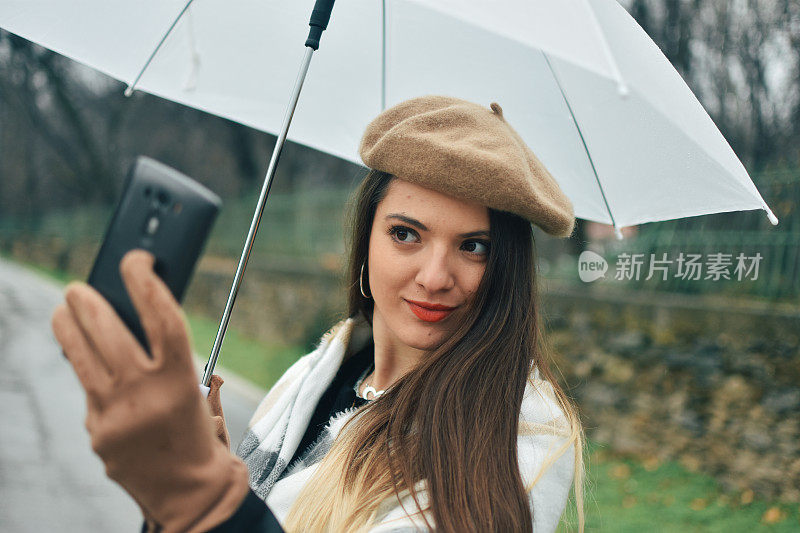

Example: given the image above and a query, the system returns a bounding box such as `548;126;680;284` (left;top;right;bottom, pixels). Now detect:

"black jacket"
140;490;282;532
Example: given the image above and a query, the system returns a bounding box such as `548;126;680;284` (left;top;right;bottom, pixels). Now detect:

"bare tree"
626;0;798;170
0;30;128;206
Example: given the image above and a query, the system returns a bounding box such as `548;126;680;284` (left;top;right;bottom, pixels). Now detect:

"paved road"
0;258;264;532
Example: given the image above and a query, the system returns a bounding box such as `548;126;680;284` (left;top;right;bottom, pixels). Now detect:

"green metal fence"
579;169;800;301
1;170;797;301
0;187;357;270
203;188;355;266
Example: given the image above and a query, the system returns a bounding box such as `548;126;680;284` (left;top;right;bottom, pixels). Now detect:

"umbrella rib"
124;0;198;97
582;0;628;96
542;51;621;236
381;0;387;110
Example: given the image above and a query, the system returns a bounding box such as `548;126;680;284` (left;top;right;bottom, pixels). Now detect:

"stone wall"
542;285;800;502
184;255;346;349
4;235;799;502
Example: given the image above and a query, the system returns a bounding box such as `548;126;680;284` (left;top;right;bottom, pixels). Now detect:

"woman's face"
367;179;490;352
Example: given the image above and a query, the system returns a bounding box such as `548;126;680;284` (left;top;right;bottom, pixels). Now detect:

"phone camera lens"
157;191;170;207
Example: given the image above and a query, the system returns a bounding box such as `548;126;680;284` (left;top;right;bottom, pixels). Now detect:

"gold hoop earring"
360;261;371;299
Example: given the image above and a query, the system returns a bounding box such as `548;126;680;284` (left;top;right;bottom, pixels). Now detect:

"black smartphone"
87;156;221;353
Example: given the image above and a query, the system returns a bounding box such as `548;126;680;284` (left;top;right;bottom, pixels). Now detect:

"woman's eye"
462;240;490;255
389;225;419;243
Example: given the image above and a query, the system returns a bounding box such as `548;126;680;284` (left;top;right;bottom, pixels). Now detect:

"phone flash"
146;216;160;235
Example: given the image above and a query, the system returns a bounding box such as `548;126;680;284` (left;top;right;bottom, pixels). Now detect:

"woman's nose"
414;247;456;292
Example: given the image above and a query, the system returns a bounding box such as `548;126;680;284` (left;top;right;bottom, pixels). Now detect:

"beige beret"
359;95;575;238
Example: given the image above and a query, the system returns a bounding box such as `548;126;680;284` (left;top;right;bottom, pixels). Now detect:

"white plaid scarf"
236;315;575;532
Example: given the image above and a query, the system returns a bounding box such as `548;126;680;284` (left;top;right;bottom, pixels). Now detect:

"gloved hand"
207;374;231;450
51;249;249;533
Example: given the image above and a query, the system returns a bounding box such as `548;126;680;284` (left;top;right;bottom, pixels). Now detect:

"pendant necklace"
355;365;385;400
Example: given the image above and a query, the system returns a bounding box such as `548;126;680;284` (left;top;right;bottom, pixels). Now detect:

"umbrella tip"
124;85;135;98
765;206;779;225
617;82;630;99
614;227;624;240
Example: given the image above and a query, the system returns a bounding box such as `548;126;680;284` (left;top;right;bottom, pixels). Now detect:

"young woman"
52;95;585;532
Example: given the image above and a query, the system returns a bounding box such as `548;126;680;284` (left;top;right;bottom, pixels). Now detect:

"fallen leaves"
609;463;631;480
761;506;786;524
690;498;708;511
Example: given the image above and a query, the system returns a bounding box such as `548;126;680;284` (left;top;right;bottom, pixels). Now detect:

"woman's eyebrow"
386;213;429;231
386;214;489;238
460;230;490;238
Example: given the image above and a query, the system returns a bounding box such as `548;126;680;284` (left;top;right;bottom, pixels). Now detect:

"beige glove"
51;250;249;533
207;374;231;450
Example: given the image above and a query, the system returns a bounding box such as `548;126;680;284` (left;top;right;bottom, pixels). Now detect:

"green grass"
185;313;303;390
559;442;799;532
8;255;800;531
3;253;74;286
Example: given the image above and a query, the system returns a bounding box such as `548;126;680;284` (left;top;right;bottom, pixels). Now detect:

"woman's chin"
396;323;451;352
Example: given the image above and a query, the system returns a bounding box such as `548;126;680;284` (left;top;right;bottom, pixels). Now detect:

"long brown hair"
285;169;585;532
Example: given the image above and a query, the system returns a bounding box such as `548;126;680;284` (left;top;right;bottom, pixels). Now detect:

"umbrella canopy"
0;0;778;233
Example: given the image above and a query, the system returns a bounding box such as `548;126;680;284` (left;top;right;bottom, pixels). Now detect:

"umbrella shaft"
202;47;315;387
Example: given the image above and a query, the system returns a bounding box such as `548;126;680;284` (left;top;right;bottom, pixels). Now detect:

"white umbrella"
0;0;778;231
0;0;779;383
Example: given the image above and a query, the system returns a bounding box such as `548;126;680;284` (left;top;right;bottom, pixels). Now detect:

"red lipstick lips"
405;299;457;323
